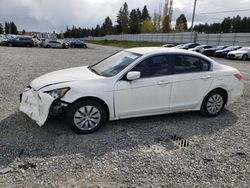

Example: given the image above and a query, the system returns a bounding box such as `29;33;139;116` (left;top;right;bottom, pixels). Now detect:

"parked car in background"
4;37;35;47
43;40;69;49
203;46;227;56
162;44;175;48
0;35;8;46
175;44;184;49
178;43;200;50
20;47;243;134
214;46;241;58
70;39;87;48
189;45;213;54
227;47;250;61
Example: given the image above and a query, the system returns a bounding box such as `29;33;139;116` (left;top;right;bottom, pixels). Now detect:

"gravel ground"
0;44;249;187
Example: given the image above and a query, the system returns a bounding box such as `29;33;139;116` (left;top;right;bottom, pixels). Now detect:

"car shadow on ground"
0;110;238;167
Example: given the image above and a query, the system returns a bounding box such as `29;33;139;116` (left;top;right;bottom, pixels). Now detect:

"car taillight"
234;73;243;80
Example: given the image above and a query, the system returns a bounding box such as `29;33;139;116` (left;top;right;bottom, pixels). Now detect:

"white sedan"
227;47;250;61
20;47;243;134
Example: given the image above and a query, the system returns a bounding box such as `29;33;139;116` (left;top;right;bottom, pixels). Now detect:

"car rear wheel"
67;100;106;134
46;45;51;48
200;89;226;117
242;54;248;61
8;43;13;47
26;44;30;47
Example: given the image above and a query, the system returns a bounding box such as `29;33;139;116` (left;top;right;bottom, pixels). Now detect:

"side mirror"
126;71;141;81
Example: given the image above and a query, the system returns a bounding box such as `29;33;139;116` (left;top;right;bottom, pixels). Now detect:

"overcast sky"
0;0;250;33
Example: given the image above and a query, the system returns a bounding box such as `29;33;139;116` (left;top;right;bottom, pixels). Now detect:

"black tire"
66;100;106;134
46;45;51;48
8;43;13;47
26;44;30;47
242;54;248;61
200;89;226;117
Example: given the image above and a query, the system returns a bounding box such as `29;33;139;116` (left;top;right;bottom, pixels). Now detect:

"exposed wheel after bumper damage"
66;100;106;134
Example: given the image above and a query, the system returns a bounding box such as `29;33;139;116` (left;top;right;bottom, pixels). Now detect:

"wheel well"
69;97;110;121
208;88;228;104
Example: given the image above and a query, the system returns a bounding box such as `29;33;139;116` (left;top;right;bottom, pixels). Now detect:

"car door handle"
200;75;212;80
157;80;171;85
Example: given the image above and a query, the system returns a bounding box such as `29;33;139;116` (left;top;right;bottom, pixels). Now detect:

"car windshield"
89;51;141;77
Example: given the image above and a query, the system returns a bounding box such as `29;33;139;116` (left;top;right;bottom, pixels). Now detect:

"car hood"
30;66;103;90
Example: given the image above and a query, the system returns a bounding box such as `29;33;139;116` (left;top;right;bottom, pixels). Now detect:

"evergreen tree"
94;24;101;36
141;5;151;21
221;17;232;33
175;14;187;32
0;24;3;34
22;29;26;34
129;9;140;34
5;22;10;34
10;22;18;34
136;8;142;22
102;16;113;35
116;2;129;34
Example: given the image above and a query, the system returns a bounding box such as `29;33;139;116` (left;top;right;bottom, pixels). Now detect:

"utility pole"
190;0;197;31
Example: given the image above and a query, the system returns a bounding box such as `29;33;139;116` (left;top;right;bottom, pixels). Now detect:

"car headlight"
45;87;70;99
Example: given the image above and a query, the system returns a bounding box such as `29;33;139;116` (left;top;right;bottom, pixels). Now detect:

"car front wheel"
200;89;226;117
67;100;106;134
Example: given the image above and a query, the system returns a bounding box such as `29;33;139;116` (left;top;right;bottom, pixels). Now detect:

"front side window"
131;55;172;78
89;51;141;77
174;55;210;74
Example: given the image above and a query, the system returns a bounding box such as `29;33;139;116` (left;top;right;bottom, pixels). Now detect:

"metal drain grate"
169;135;189;148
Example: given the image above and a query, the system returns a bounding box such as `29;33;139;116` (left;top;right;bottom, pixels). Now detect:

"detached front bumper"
19;88;55;126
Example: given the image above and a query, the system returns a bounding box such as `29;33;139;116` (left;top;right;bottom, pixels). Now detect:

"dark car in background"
70;39;87;48
178;43;200;49
4;37;35;47
214;46;241;58
203;46;228;56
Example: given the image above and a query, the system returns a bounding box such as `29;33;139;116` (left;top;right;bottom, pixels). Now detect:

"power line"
198;9;250;15
196;14;224;21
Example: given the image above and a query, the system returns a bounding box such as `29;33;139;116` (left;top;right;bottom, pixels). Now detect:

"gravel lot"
0;44;249;187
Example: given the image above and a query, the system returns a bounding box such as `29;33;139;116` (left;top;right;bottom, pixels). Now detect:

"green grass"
86;40;164;48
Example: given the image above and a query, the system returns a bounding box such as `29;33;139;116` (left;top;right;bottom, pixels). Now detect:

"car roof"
126;47;202;56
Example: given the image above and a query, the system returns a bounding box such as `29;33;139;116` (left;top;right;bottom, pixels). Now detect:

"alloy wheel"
206;94;223;114
73;105;101;131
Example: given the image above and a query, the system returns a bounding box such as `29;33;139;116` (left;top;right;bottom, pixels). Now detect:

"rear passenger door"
170;55;213;111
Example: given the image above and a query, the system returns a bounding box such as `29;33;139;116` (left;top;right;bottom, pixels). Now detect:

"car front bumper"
19;88;55;126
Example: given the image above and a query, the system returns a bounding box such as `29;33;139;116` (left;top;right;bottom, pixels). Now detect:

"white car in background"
227;47;250;61
0;34;8;45
20;47;243;134
188;45;213;53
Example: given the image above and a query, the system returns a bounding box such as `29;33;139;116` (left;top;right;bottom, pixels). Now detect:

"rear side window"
174;55;210;74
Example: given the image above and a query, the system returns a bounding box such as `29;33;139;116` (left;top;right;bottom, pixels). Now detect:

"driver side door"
114;55;173;118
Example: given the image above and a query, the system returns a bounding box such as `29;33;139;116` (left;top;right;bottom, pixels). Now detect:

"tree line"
193;15;250;33
63;1;180;38
0;22;18;34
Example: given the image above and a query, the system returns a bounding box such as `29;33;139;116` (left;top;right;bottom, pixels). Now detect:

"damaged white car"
20;47;243;134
